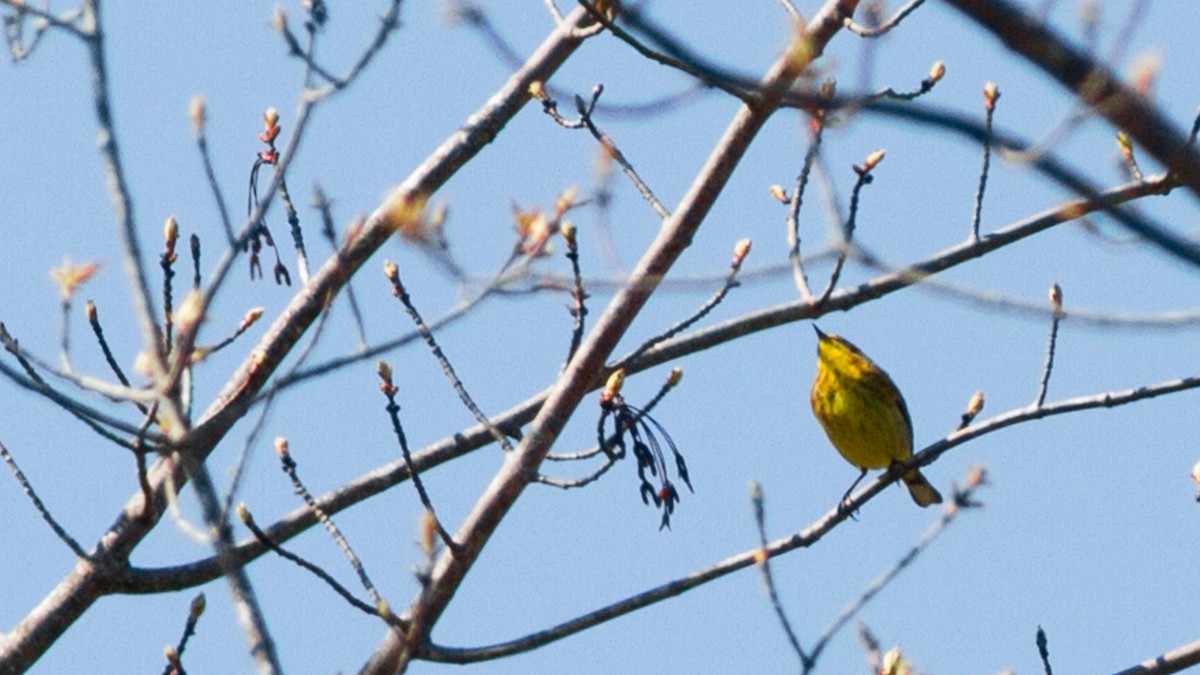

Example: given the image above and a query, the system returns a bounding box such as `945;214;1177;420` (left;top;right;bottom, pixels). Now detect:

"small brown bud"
1049;283;1063;313
420;510;437;554
967;390;985;417
239;307;264;332
428;202;448;232
881;646;908;675
1117;131;1136;164
593;0;621;19
929;60;946;83
189;95;206;136
984;81;1000;110
384;192;428;238
189;593;207;621
768;184;789;203
862;149;886;172
667;367;683;387
555;186;579;217
1131;52;1161;97
966;465;989;488
174;291;204;333
164;216;179;244
733;238;752;266
134;350;155;376
378;360;398;396
602;369;625;403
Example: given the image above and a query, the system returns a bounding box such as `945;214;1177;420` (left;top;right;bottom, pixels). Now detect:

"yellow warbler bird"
810;325;942;508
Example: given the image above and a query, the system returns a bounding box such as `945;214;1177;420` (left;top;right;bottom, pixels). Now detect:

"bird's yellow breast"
811;353;913;470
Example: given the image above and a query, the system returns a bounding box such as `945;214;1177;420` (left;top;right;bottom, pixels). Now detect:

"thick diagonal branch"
360;2;864;672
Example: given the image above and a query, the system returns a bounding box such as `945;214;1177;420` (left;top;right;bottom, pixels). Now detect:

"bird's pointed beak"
812;324;826;339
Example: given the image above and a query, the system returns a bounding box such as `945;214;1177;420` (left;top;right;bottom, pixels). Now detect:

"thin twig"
749;481;808;669
183;456;284;674
276;177;310;283
58;294;73;372
378;362;458;550
217;383;278;529
806;469;987;670
79;0;170;396
1117;131;1144;183
972;83;999;242
0;1;86;40
383;260;515;452
775;0;803;22
620;239;751;368
161;218;179;355
454;2;706;121
277;10;341;87
205;308;265;357
279;0;402;95
274;439;390;615
817;151;883;305
574;1;751;102
1037;625;1053;675
786;105;828;301
240;506;400;625
843;0;925;37
160;594;206;675
863;65;943;103
0;440;89;559
0;323;143;446
562;224;588;368
534;455;618;488
1034;284;1064;408
134;403;160;521
542;0;564;22
259;263;501;400
190;97;236;247
312;183;368;349
220;301;331;527
190;234;202;289
536;84;671;220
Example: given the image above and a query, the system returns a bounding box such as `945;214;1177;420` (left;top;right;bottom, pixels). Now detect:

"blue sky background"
3;1;1200;673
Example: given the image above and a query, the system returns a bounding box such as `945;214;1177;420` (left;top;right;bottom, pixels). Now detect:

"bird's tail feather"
903;469;943;507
